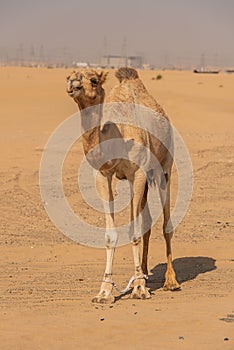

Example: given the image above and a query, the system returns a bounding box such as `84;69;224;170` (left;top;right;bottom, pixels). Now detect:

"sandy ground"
0;67;234;349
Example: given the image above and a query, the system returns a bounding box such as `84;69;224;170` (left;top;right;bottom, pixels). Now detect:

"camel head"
66;70;108;108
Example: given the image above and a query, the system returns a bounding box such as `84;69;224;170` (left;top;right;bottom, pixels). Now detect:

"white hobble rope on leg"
102;274;148;294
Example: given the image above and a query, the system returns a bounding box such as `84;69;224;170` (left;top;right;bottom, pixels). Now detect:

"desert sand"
0;67;233;349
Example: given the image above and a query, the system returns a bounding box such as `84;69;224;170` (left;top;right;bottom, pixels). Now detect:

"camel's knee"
105;229;118;248
163;229;173;243
131;235;141;245
163;218;173;235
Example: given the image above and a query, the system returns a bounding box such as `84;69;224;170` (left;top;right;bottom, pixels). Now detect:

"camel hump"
115;67;139;82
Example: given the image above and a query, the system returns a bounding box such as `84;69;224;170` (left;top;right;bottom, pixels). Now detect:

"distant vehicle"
73;62;89;68
193;69;219;74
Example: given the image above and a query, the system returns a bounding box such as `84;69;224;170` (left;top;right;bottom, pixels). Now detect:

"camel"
66;67;180;303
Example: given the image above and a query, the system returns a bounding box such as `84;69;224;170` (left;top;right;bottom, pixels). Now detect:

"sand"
0;67;233;349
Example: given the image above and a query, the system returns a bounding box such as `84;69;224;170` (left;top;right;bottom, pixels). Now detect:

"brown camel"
66;68;180;303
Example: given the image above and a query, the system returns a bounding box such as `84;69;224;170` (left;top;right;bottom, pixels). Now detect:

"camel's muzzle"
67;77;83;96
67;89;75;97
67;85;83;97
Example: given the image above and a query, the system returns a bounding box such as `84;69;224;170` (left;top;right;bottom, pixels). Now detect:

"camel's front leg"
92;172;117;304
130;170;151;299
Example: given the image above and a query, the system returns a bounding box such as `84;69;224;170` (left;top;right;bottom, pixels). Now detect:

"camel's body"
67;68;180;302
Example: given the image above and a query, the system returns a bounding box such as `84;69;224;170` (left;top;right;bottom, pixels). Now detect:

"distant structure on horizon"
1;44;232;71
100;55;143;69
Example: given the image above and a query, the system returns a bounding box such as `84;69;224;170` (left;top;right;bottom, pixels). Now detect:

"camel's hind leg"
159;172;180;291
141;183;152;276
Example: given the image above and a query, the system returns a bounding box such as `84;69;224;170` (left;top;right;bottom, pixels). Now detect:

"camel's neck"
80;103;103;161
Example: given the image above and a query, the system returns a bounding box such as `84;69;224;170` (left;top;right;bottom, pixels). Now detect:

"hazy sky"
1;0;234;66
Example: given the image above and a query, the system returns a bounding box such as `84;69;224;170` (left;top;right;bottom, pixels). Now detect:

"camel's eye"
90;77;98;86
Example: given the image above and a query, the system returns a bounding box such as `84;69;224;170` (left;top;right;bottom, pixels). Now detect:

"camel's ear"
98;71;108;85
66;71;76;81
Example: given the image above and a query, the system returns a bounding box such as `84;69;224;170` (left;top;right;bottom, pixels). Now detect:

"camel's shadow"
148;256;216;292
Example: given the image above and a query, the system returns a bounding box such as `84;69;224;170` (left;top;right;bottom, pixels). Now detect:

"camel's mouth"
67;86;83;97
67;90;74;97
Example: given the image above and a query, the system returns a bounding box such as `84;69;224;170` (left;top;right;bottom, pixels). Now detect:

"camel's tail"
115;67;139;82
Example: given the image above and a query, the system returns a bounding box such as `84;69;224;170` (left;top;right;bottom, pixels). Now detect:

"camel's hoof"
163;280;181;291
92;293;115;304
130;286;151;300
